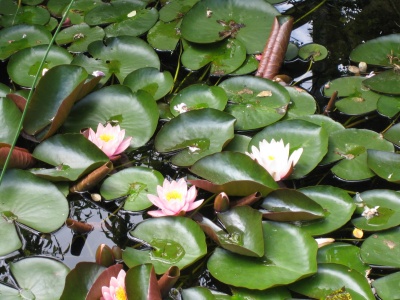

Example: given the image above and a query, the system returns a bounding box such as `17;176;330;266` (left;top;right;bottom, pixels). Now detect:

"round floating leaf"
298;43;328;61
383;123;400;147
230;54;259;75
222;134;251;152
9;257;69;300
190;151;279;196
372;271;400;300
249;119;328;179
0;97;22;144
0;24;52;60
86;264;124;300
169;84;228;116
349;33;400;67
360;227;400;267
147;19;182;51
55;24;105;53
182;38;247;76
104;8;158;38
155;108;236;167
219;76;290;130
323;76;380;115
290;263;375;300
180;0;279;54
296;185;356;236
207;221;318;289
295;114;345;140
123;217;207;274
159;0;199;22
0;6;50;27
317;242;370;275
0;214;22;257
62;85;159;148
323;128;394;181
284;86;316;119
7;45;72;87
0;169;68;256
0;83;12;97
100;167;164;212
363;69;400;95
125;264;162;300
32;133;109;181
285;42;299;61
352;189;400;231
231;286;291;299
181;287;216;299
123;67;174;101
377;94;400;118
260;189;325;222
47;0;104;24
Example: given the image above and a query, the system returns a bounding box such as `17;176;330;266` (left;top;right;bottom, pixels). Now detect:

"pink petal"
186;199;204;211
113;136;132;155
147;209;169;217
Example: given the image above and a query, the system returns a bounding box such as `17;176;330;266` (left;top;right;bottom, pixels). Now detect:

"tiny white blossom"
92;70;105;77
174;103;188;114
361;205;379;220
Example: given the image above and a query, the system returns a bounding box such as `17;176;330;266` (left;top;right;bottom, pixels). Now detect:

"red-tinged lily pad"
100;167;164;212
207;221;318;290
31;133;109;181
85;264;124;299
372;271;400;300
0;24;52;60
147;19;182;51
155;108;235;167
55;24;105;53
7;44;73;87
62;85;159;148
219;76;290;130
0;169;69;256
123;67;174;101
260;189;326;222
169;84;228;116
0;145;36;169
123;217;207;274
352;189;400;231
363;69;400;95
0;6;50;27
189;151;279;196
180;0;279;54
296;185;356;236
289;263;375;300
126;264;162;300
249;119;328;179
298;43;328;61
159;0;199;22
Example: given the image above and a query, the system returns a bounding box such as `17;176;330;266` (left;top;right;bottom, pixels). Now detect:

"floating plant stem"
294;0;328;25
323;90;338;115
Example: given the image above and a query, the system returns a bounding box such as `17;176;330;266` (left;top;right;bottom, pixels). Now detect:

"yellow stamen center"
268;155;275;161
115;286;127;300
165;190;182;201
99;134;114;142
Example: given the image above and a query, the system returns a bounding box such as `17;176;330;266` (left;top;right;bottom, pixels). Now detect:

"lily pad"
169;84;228;116
296;185;356;236
219;76;290;130
47;0;104;24
100;167;164;212
284;86;317;119
298;43;328;61
0;24;52;60
249;119;328;179
125;264;162;300
372;271;400;300
154;108;236;167
231;286;292;299
377;94;400;118
0;169;69;256
123;217;207;274
230;55;259;75
159;0;199;22
222;134;251;152
0;97;22;144
55;24;105;53
0;6;50;27
363;69;400;95
207;221;318;289
147;19;182;51
180;0;279;54
352;189;400;231
383;123;400;147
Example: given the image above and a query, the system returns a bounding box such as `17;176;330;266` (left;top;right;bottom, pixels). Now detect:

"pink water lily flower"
101;269;127;300
246;138;303;181
147;178;204;217
88;123;132;159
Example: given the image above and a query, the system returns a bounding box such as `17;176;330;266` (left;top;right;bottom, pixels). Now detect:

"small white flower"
361;205;379;220
174;103;188;114
92;70;105;77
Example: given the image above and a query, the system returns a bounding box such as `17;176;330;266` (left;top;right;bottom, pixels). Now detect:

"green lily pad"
317;242;370;275
322;128;394;181
123;67;174;101
189;151;279;196
169;84;228;116
360;227;400;267
47;0;104;24
289;263;375;300
0;24;52;60
100;167;164;212
0;97;22;144
284;86;316;119
349;33;400;67
372;271;400;300
31;133;109;181
219;76;290;130
230;55;259;75
147;19;182;51
126;264;162;300
123;217;207;274
207;221;318;289
62;85;159;148
249;119;328;179
296;185;356;236
231;286;292;299
181;287;219;299
363;69;400;95
377;94;400;118
298;43;328;61
0;6;50;27
383;123;400;147
285;42;299;61
260;189;326;221
323;76;380;115
154;108;236;167
352;189;400;231
0;169;68;256
222;134;251;152
159;0;199;22
55;24;105;53
0;83;12;97
180;0;279;54
7;45;73;87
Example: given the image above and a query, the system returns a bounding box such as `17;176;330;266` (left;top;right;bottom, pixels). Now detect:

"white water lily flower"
245;139;303;181
361;205;379;220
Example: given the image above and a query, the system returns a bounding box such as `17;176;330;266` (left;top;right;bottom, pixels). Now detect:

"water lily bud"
66;218;93;234
112;245;123;260
358;62;367;73
353;227;363;239
214;192;230;212
95;244;115;267
348;65;360;75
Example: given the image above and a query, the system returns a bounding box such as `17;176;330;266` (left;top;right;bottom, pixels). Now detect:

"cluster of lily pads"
1;0;400;299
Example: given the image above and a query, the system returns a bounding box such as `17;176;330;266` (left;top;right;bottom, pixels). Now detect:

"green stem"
294;0;328;25
198;64;211;82
291;59;313;86
189;193;217;218
0;0;75;186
